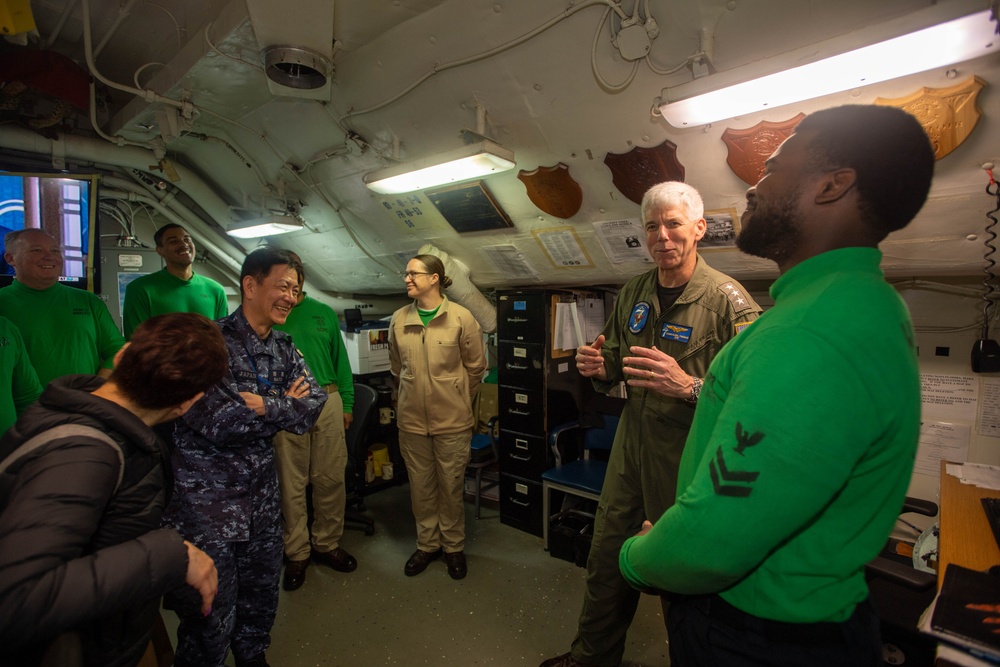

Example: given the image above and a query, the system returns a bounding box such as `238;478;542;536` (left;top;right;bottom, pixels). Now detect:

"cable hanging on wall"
972;163;1000;373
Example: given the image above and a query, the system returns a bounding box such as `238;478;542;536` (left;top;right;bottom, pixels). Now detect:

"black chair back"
345;383;379;490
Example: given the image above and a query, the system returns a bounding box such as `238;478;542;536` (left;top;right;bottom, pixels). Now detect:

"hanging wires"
982;164;1000;342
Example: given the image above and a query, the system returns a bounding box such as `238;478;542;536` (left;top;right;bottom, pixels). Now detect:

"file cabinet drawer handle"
510;498;530;507
510;453;531;462
506;363;529;371
509;409;530;416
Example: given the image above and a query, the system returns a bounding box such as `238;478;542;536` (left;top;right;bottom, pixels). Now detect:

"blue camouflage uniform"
163;307;326;667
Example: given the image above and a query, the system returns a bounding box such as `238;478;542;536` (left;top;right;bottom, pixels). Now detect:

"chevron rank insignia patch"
709;422;763;497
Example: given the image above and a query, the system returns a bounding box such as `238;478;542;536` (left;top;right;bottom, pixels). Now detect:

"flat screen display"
0;171;98;290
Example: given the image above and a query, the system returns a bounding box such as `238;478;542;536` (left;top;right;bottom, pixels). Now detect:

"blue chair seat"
541;459;607;494
542;414;619;551
467;416;499;518
470;433;494;464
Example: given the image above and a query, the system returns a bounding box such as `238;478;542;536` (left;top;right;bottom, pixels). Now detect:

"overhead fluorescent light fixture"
658;10;999;128
364;139;515;195
226;215;304;239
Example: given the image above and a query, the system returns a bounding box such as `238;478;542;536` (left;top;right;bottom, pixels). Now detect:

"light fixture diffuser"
658;10;998;128
226;215;304;239
364;139;515;195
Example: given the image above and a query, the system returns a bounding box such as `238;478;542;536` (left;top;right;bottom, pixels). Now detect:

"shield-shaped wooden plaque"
603;140;685;205
874;76;985;160
517;163;583;219
722;114;804;186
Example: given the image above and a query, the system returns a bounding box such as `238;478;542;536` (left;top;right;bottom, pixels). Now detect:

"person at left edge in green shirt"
0;229;125;386
122;223;229;339
273;254;358;591
0;315;42;434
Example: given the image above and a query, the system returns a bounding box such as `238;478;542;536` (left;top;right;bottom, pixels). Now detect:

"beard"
736;187;803;264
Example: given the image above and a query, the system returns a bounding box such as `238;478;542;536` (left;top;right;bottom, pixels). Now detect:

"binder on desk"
919;563;1000;663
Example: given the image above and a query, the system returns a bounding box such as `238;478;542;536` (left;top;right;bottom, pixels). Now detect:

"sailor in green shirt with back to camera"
272;254;358;592
619;105;936;667
122;223;229;339
0;229;125;386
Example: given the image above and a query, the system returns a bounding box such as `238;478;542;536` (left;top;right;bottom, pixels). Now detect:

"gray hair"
640;181;705;223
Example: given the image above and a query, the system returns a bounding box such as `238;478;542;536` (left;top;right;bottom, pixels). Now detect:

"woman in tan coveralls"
388;254;487;581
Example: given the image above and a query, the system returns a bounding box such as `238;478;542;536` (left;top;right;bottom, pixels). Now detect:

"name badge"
660;322;693;343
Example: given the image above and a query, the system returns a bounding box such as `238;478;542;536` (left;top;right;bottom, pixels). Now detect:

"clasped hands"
575;335;694;400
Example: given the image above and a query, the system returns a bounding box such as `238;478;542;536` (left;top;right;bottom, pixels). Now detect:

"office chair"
343;383;378;536
865;496;939;667
467;416;499;519
540;413;619;551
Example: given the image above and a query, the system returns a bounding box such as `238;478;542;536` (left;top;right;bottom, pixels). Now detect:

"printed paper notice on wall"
913;421;970;476
482;244;537;280
532;227;594;269
592;218;651;264
979;377;1000;437
921;373;979;422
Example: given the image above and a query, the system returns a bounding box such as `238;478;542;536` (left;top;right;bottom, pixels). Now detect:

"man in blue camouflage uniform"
163;247;326;667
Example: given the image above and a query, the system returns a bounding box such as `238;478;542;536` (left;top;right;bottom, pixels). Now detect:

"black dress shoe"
236;653;271;667
404;548;443;576
538;652;594;667
444;550;467;580
283;558;309;591
312;547;358;573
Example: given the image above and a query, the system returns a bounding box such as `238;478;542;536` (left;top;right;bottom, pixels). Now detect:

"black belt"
690;595;848;645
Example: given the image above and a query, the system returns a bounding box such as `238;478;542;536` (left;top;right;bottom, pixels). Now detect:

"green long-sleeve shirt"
274;295;354;413
0;316;42;434
620;248;920;624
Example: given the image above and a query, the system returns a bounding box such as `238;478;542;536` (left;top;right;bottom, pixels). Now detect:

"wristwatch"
687;377;703;403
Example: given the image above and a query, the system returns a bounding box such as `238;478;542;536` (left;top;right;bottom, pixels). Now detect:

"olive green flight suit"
571;256;761;666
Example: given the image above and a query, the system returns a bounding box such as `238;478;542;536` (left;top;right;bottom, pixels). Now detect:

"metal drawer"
499;430;549;480
497;292;547;343
498;385;544;435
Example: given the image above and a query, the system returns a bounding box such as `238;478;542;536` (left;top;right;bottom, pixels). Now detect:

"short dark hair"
287;250;305;284
4;228;57;257
111;312;228;410
796;105;935;238
239;246;302;297
153;223;186;248
412;254;452;289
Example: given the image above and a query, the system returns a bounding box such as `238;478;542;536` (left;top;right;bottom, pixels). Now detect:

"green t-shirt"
0;281;126;386
0;316;42;434
620;248;921;624
273;295;354;412
417;304;441;327
122;269;229;338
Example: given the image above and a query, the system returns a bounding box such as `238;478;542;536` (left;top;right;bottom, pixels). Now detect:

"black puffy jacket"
0;375;188;667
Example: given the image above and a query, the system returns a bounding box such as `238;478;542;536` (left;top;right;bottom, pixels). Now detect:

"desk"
938;460;1000;586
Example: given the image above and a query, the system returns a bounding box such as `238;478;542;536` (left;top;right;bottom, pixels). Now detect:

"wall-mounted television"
0;170;99;291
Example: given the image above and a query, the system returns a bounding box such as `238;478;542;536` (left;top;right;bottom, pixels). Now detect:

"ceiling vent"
262;45;331;91
245;0;334;100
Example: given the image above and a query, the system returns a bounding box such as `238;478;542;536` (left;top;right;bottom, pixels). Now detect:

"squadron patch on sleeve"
719;282;753;313
628;302;651;334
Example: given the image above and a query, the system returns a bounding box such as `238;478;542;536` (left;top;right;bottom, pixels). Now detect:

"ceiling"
2;0;1000;297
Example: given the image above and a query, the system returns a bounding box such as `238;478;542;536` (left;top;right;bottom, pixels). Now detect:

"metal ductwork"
246;0;335;100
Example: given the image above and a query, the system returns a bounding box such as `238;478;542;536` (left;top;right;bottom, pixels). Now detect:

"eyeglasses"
404;271;431;279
